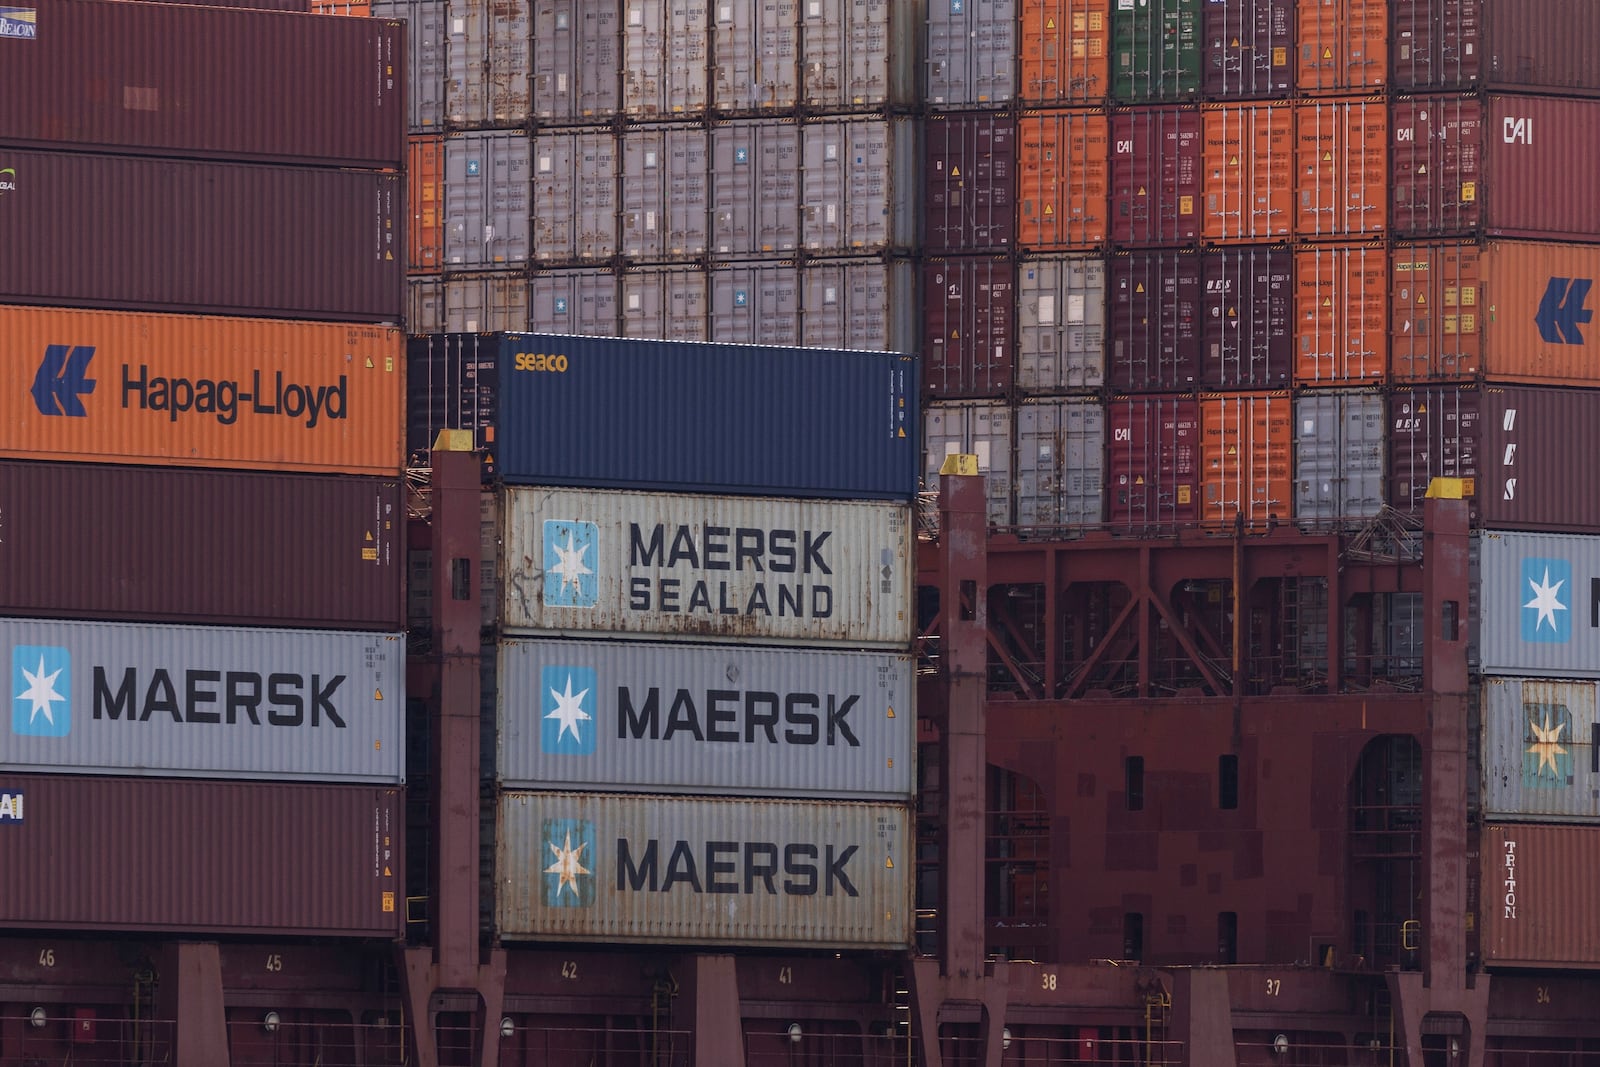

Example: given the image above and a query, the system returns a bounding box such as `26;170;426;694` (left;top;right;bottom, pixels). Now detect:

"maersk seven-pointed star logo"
543;519;598;608
12;645;71;737
541;665;597;755
1520;557;1571;643
541;817;596;908
1523;701;1573;789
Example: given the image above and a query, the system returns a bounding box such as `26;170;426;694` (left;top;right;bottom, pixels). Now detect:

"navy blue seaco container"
408;333;920;500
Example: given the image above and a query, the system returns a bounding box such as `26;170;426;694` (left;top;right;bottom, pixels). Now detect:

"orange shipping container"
1202;103;1293;243
1294;243;1387;386
310;0;370;12
1018;109;1111;251
1;306;403;475
1020;0;1112;104
1296;0;1386;93
409;135;445;275
1294;97;1387;239
1201;391;1293;526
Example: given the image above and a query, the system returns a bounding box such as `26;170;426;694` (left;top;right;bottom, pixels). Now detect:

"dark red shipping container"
0;775;402;938
0;149;403;322
924;113;1017;254
1392;0;1600;95
1200;246;1292;388
1108;395;1201;526
0;462;403;630
143;0;310;7
1109;106;1202;246
0;0;401;168
1110;250;1201;391
923;257;1016;398
1387;384;1479;513
1201;0;1293;97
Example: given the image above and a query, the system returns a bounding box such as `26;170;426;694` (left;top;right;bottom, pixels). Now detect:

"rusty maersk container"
0;776;401;937
0;0;403;168
496;639;913;798
1392;0;1600;95
495;792;911;948
498;487;913;647
1479;823;1600;969
1480;678;1600;823
0;150;403;322
1479;531;1600;679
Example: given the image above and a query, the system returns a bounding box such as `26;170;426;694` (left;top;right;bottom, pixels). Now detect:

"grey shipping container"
711;120;803;256
623;0;708;117
0;618;403;782
619;267;709;340
498;487;913;646
374;0;448;131
1479;531;1600;678
1481;678;1600;823
713;0;799;111
441;274;531;333
927;0;1017;107
446;0;531;125
801;257;918;354
0;775;402;937
530;269;621;336
801;0;914;109
446;131;532;268
1294;391;1386;525
621;126;710;259
1017;256;1107;392
532;0;622;122
709;262;801;346
801;118;918;254
1016;398;1106;526
533;130;619;263
923;402;1013;528
409;279;443;333
494;792;911;948
496;639;913;797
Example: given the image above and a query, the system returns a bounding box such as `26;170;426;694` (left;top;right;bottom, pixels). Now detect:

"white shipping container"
498;487;913;646
1482;678;1600;823
1294;390;1386;525
801;0;912;109
532;0;622;121
800;257;917;353
801;118;917;254
923;402;1012;527
621;126;710;259
530;269;621;335
619;266;708;340
622;0;708;117
1016;398;1105;526
446;0;531;125
711;120;802;256
713;0;799;111
1017;255;1106;392
533;130;618;263
373;0;448;131
445;131;532;267
709;262;801;345
1480;531;1600;678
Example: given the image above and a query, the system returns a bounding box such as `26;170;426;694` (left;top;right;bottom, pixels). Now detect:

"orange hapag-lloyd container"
1295;0;1387;93
1018;108;1111;251
1294;96;1387;239
1294;242;1388;386
310;0;370;12
1202;102;1293;243
409;135;445;275
1;305;403;474
1020;0;1112;104
1200;390;1293;526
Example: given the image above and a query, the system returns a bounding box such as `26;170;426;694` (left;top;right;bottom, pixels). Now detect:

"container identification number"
513;352;569;373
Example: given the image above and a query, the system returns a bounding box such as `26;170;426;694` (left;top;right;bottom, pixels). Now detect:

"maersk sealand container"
407;333;919;499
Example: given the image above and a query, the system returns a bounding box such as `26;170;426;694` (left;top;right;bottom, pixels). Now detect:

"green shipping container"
1112;0;1202;102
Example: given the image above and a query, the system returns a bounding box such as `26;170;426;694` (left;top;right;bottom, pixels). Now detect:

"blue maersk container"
407;333;920;500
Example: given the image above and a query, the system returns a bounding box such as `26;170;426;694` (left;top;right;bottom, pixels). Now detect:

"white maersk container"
1482;677;1600;823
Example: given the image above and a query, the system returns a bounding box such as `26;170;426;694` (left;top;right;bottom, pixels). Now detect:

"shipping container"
409;279;443;334
1200;246;1292;389
1391;94;1600;241
621;126;709;260
1200;391;1292;526
927;0;1016;107
1202;102;1293;243
709;262;801;346
406;332;500;471
0;306;402;474
1016;397;1105;525
446;0;531;125
496;639;913;797
494;792;911;948
712;0;798;111
710;120;802;256
619;267;709;341
409;136;445;275
1392;0;1600;95
801;0;913;110
1107;394;1201;526
1293;390;1384;524
1477;531;1600;677
0;0;403;168
1476;387;1600;531
445;130;532;268
924;113;1017;254
1293;243;1386;386
923;258;1016;399
436;273;531;333
1201;0;1292;97
1018;109;1112;250
0;150;402;322
531;0;621;121
923;402;1014;527
1111;0;1200;102
309;0;366;12
532;129;616;264
1020;0;1111;104
1018;255;1106;392
801;258;918;354
1294;96;1387;239
0;463;402;631
374;0;448;130
622;0;708;117
0;776;402;938
1110;251;1200;391
1109;106;1202;246
1481;679;1600;823
801;118;917;254
1386;384;1479;514
1479;823;1600;968
530;270;617;336
161;0;308;9
1295;0;1385;92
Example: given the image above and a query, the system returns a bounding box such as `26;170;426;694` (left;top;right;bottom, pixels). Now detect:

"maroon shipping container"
924;113;1017;254
0;775;402;938
0;0;402;168
0;149;403;322
1200;246;1292;388
1201;0;1293;98
1480;824;1600;969
1387;384;1479;513
0;462;403;630
1108;395;1201;526
1110;251;1201;391
923;257;1016;398
1471;386;1600;532
1392;0;1600;95
1390;94;1600;241
1109;107;1203;246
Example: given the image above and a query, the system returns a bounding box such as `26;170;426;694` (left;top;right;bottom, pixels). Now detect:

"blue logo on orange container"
12;645;70;737
541;817;595;908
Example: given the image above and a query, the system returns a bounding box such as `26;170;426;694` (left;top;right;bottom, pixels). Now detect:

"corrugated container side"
801;258;918;354
1294;243;1387;386
374;0;448;131
0;0;402;167
924;113;1017;254
1018;109;1112;250
621;126;710;260
1109;251;1201;391
1109;105;1202;246
1199;391;1292;526
711;120;802;256
1294;0;1386;93
530;270;619;336
1389;240;1480;382
1201;102;1293;243
709;262;802;346
801;118;917;253
0;306;403;474
1111;0;1201;103
1107;394;1201;526
446;0;531;125
499;487;914;644
713;0;799;111
0;463;402;631
1388;94;1479;238
409;278;444;334
923;402;1014;527
0;776;402;938
623;0;708;117
923;258;1016;399
409;136;445;274
1199;246;1292;389
1292;390;1385;524
1481;679;1600;823
1393;0;1600;95
1294;96;1387;239
1016;398;1105;525
1017;255;1107;392
531;0;622;122
927;0;1017;107
1201;0;1293;98
496;640;913;797
442;274;531;333
494;335;918;498
1386;385;1479;514
800;0;897;108
406;332;498;471
619;267;709;341
309;0;367;12
1020;0;1112;104
446;130;533;268
1388;0;1473;91
0;150;401;322
1479;823;1600;968
1480;532;1600;677
1478;387;1600;532
532;129;617;264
